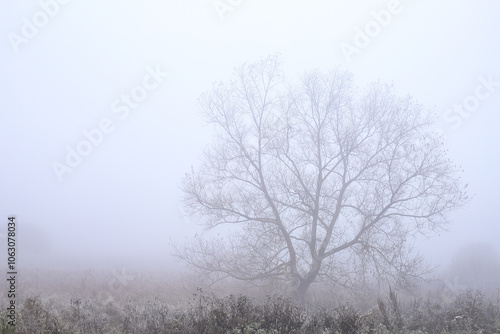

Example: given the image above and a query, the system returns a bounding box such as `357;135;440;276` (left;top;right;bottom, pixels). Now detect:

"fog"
1;0;499;281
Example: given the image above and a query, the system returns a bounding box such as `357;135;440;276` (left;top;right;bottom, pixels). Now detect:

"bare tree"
178;55;468;300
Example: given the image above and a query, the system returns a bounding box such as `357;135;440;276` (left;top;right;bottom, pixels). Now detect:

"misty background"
1;0;499;276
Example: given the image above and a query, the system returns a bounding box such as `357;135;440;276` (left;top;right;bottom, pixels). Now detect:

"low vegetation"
2;287;500;333
1;268;498;333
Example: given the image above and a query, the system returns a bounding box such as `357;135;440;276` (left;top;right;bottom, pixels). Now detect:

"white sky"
1;0;499;272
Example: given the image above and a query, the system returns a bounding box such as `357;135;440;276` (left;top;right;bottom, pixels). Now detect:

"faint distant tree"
178;55;468;300
447;243;500;292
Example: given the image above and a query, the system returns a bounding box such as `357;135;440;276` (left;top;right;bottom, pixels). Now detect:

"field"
1;268;500;333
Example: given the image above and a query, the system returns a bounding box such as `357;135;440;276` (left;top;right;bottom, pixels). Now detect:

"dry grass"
1;268;499;333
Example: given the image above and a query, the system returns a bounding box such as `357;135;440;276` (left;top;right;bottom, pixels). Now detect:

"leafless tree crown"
178;55;468;299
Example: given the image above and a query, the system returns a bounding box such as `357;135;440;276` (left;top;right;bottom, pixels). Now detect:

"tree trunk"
294;277;314;302
293;264;320;302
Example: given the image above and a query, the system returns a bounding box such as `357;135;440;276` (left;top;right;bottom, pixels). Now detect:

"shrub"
6;288;500;333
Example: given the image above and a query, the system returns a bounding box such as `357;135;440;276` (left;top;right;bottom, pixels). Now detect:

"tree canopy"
178;55;468;300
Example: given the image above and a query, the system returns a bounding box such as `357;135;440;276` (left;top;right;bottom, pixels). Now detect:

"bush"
5;289;500;333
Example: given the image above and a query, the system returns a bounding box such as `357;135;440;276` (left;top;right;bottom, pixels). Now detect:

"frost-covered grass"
1;269;500;333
